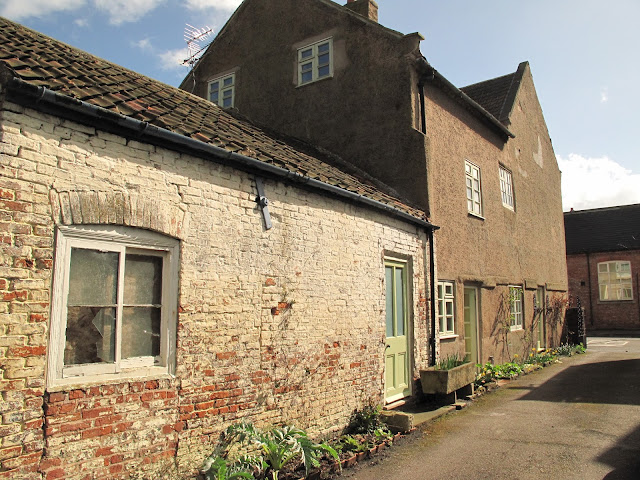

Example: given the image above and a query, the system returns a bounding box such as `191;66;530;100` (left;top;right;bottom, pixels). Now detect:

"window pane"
385;267;393;337
124;254;162;305
122;307;161;359
210;91;219;103
300;48;313;59
318;42;330;53
395;268;405;336
65;307;116;365
68;248;118;305
318;65;330;78
447;316;454;332
209;81;219;91
301;71;313;83
223;97;233;108
223;76;233;87
318;53;330;65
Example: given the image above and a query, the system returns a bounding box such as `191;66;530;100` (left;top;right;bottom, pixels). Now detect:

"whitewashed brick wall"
0;98;431;479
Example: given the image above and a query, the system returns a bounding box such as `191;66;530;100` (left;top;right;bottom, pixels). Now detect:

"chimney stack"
345;0;378;23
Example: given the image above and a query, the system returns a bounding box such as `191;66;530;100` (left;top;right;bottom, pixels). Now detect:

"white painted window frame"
437;281;456;337
297;38;333;86
47;225;179;388
465;160;483;216
208;72;235;108
598;261;633;301
499;165;514;210
509;286;524;331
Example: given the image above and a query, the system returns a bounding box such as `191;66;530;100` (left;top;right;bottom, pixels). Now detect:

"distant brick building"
0;17;435;479
565;204;640;332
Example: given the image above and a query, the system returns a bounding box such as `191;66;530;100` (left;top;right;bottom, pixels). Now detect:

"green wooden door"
385;260;411;403
464;286;479;364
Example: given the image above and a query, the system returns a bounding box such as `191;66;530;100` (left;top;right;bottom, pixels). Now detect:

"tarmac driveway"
344;338;640;480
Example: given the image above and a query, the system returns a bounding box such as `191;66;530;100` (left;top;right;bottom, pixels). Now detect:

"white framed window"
509;286;523;331
465;161;483;216
598;261;633;301
437;281;455;336
297;38;333;86
209;73;235;108
48;225;179;387
499;166;514;210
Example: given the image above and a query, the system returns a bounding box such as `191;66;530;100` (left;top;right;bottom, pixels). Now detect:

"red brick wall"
566;250;640;331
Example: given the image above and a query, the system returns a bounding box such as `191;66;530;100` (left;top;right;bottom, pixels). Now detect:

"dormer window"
297;38;333;85
208;73;235;108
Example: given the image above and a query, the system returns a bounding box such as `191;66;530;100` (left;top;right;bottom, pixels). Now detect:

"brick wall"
567;251;640;331
0;99;431;478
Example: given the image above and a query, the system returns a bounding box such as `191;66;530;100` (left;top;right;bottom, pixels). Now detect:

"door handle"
385;345;391;350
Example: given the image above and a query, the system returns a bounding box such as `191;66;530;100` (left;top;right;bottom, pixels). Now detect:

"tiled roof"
0;16;427;222
461;62;527;126
564;204;640;255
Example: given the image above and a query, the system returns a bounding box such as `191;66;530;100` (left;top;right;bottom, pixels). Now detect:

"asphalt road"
344;338;640;480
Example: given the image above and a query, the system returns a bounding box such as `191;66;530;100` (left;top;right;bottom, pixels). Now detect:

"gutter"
415;58;515;140
3;76;437;232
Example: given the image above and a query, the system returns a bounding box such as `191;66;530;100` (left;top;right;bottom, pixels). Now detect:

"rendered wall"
0;99;431;479
185;0;430;209
425;66;568;363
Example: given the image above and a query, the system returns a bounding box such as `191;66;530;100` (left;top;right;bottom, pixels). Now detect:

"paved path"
344;338;640;480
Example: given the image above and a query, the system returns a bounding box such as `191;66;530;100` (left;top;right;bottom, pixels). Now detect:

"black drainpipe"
418;82;427;134
428;228;437;366
586;252;594;325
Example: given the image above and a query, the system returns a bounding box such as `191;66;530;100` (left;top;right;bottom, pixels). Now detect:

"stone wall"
0;99;431;478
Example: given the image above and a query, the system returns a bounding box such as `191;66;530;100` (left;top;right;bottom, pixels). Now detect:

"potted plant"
420;354;475;395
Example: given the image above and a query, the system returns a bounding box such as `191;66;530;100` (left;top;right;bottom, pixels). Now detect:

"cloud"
158;48;190;71
558;154;640;211
74;17;90;27
0;0;86;20
94;0;165;25
600;87;609;104
185;0;242;11
133;38;153;51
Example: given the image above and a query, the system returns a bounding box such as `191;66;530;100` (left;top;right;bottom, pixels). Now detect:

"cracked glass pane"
65;306;116;365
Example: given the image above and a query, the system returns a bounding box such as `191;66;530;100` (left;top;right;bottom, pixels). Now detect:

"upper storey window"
465;161;483;216
209;73;235;108
298;38;333;85
499;166;514;210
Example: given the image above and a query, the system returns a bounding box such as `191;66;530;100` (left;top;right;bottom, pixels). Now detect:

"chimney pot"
345;0;379;23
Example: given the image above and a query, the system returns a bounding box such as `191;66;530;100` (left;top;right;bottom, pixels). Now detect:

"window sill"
467;212;485;221
502;205;515;212
47;368;175;392
597;299;634;303
296;75;334;88
439;334;458;340
510;326;524;332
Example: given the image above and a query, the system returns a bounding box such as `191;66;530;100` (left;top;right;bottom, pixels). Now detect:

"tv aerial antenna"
183;24;214;68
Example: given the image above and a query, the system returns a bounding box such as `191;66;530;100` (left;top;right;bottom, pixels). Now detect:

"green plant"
346;404;385;435
435;353;466;370
527;348;557;365
574;343;586;354
555;343;574;356
201;456;260;480
337;434;369;453
224;423;339;480
373;427;393;443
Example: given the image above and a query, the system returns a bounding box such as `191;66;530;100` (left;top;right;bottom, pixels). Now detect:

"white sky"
1;0;638;212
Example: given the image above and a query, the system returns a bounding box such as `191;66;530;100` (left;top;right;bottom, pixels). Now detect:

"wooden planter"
420;362;475;395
